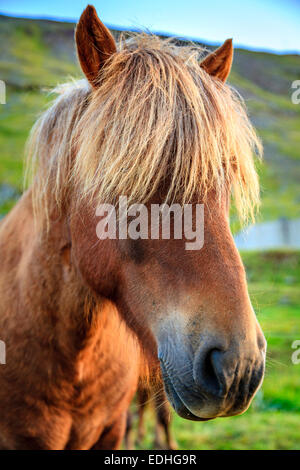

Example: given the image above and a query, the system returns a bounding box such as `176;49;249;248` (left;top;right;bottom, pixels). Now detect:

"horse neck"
0;190;129;362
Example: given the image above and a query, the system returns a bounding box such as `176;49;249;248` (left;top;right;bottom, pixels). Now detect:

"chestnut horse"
0;5;266;450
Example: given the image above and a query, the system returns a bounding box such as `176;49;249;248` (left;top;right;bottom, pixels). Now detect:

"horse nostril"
249;361;265;396
194;348;230;398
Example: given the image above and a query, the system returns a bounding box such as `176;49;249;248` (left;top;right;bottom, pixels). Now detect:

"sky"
0;0;300;54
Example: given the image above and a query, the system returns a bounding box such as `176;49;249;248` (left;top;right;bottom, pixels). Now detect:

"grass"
0;15;79;216
0;89;49;189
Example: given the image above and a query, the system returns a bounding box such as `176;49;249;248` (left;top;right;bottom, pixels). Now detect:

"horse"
0;5;266;449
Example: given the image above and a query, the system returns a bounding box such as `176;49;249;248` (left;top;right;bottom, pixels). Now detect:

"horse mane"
26;33;262;226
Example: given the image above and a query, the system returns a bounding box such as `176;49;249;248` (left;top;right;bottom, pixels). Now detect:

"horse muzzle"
158;333;266;421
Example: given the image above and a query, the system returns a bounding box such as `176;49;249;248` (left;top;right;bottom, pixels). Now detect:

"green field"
0;15;299;450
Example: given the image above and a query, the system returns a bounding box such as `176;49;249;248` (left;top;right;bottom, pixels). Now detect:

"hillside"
0;14;299;224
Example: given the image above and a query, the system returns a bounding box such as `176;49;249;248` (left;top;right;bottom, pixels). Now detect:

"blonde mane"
26;34;262;226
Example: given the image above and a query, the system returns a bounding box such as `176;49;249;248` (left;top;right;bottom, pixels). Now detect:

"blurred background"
0;0;299;450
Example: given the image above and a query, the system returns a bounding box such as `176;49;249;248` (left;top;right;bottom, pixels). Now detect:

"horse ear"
200;39;233;82
75;5;117;87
